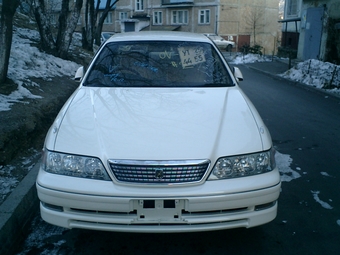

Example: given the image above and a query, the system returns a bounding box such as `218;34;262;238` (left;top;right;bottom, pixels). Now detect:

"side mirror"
74;66;84;82
233;67;243;82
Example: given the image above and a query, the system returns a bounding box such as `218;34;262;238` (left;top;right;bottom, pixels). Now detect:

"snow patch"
1;27;80;112
17;217;65;255
311;190;333;210
0;150;41;204
230;53;271;65
275;151;301;182
320;172;332;177
9;27;79;82
280;59;340;93
0;176;19;202
230;54;340;96
0;84;41;111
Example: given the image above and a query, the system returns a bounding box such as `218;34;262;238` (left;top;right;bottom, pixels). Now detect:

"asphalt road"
15;65;340;255
238;65;340;253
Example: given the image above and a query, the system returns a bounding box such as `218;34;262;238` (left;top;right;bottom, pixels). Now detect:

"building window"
120;12;128;20
136;0;144;11
172;10;188;25
104;12;113;24
287;0;298;16
154;11;163;25
199;9;210;24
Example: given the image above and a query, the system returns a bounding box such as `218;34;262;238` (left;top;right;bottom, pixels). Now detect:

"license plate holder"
133;199;185;222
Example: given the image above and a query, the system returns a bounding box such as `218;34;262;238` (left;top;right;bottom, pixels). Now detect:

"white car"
205;34;235;51
100;32;115;44
36;31;281;233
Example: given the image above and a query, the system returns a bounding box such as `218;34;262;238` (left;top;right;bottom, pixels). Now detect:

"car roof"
105;31;212;44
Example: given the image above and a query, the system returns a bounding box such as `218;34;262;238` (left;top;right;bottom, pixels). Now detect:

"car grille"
108;159;210;184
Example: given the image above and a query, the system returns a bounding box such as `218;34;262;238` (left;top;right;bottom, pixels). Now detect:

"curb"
0;76;78;254
0;163;39;255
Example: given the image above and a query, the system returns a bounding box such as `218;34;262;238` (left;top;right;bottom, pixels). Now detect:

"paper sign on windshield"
178;47;206;68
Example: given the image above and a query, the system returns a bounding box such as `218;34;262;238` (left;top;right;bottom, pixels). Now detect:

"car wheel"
226;45;232;52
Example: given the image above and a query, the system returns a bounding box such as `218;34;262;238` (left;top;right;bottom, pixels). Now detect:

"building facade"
299;0;340;63
279;0;302;52
99;0;218;35
218;0;280;54
76;0;280;54
280;0;340;63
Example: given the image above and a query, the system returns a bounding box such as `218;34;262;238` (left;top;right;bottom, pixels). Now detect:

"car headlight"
209;148;276;180
42;150;111;181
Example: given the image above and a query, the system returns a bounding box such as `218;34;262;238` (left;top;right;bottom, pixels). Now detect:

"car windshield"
84;41;233;87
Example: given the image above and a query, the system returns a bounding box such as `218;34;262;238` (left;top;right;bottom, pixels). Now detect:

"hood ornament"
154;168;165;179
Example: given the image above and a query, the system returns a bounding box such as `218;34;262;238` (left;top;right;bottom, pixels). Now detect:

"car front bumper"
37;170;281;233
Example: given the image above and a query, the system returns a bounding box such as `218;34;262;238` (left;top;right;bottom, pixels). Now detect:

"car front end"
36;31;280;233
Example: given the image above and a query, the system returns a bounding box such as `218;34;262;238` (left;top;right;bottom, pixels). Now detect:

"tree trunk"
55;0;83;58
82;0;119;50
33;0;56;54
88;0;95;51
0;0;21;83
94;1;109;46
94;0;118;46
82;0;95;51
55;0;69;55
33;0;83;59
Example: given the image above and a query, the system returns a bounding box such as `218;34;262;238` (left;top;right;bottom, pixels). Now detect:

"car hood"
48;87;269;162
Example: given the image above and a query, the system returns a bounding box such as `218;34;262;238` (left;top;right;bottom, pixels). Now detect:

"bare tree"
0;0;21;83
33;0;83;58
82;0;95;51
243;5;265;45
94;0;118;46
82;0;118;51
33;0;56;53
56;0;83;58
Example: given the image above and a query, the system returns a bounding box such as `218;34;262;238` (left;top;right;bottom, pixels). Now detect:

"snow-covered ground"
230;53;272;65
0;27;81;203
0;27;80;112
230;53;340;96
281;59;340;94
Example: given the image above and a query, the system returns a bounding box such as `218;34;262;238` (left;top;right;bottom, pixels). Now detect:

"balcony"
162;0;194;7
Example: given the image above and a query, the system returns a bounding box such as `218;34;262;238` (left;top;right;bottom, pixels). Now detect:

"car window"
207;35;222;41
84;41;233;87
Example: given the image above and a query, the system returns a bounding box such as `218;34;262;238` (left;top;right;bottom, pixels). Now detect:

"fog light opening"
255;201;276;211
42;202;63;212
